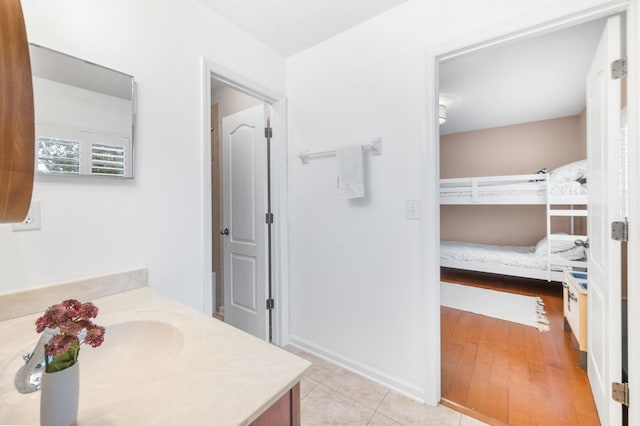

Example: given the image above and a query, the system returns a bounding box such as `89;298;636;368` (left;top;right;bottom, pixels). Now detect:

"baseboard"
288;335;426;403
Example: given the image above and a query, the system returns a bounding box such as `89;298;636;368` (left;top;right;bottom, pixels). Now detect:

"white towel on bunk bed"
336;144;365;199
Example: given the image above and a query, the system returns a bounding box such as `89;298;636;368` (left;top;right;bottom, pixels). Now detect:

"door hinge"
266;298;275;310
611;221;629;241
612;382;629;406
265;127;273;138
265;212;274;224
611;58;627;79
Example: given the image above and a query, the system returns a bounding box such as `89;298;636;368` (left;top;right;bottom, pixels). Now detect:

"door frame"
200;57;290;346
421;0;639;420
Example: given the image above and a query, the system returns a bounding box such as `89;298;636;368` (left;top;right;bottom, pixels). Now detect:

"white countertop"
0;287;310;425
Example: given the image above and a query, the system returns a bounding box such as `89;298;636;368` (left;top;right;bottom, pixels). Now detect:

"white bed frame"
440;173;587;205
440;172;588;282
440;257;586;282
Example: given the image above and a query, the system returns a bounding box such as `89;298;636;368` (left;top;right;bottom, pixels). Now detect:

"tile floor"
286;347;488;426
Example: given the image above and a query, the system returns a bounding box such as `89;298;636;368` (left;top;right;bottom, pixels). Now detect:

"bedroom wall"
0;0;285;313
440;115;586;246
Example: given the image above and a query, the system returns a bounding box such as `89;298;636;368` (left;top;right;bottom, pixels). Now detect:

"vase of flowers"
35;299;105;426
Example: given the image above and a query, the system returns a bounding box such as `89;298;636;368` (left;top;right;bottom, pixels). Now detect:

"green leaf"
45;340;81;373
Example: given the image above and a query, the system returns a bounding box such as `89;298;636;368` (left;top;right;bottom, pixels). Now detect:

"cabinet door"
250;384;300;426
0;0;34;222
566;282;581;338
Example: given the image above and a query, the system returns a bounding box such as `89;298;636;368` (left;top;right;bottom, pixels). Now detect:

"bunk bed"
440;160;588;282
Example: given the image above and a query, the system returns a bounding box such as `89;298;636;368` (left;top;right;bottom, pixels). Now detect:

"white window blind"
91;144;126;176
37;137;80;175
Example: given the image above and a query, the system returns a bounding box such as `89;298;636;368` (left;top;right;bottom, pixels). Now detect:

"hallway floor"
286;346;487;425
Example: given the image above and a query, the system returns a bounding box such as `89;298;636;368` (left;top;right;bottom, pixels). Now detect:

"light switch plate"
405;199;420;219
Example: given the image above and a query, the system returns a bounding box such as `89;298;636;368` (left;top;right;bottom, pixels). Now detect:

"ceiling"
200;1;609;134
198;0;408;57
439;18;607;135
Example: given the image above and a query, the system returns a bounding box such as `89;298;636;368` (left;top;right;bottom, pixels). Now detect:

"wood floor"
440;268;601;426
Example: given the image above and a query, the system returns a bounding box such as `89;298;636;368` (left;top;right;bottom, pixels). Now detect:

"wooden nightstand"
563;270;588;369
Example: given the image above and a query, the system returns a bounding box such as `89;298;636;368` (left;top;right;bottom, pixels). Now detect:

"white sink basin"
0;314;188;424
80;320;184;385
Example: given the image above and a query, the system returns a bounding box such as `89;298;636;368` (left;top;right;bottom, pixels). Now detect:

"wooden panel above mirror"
0;0;35;223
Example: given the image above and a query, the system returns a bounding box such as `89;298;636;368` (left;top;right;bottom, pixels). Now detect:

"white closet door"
221;104;268;340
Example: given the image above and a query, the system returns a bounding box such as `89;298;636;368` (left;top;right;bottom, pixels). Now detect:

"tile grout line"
313;370;392;422
371;389;391;419
302;371;477;426
297;349;482;425
323;381;402;425
300;378;320;401
371;390;407;426
301;355;410;425
306;380;380;424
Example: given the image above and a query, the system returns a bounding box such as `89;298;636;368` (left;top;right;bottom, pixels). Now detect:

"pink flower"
84;325;106;348
62;299;82;310
35;315;50;334
45;334;78;357
80;302;98;319
35;299;105;360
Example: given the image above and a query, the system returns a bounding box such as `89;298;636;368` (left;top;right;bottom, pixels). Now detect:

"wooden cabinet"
0;0;34;223
563;270;588;369
250;383;301;426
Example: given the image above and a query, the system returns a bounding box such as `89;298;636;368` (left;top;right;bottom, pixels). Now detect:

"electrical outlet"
12;200;41;232
405;199;420;219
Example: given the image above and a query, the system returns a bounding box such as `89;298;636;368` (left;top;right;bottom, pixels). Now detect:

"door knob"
220;228;229;235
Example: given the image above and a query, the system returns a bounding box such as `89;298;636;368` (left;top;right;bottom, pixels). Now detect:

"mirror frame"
29;43;136;178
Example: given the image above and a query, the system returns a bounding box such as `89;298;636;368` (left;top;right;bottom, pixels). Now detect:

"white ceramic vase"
40;361;79;426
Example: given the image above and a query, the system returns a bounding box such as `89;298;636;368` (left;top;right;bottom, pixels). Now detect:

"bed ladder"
546;177;588;279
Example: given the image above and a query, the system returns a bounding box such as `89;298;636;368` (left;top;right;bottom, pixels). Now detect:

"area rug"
441;282;550;331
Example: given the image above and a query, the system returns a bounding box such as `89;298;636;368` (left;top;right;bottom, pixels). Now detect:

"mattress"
440;240;587;271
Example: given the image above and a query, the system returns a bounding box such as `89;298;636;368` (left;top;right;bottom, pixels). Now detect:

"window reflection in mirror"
29;44;135;178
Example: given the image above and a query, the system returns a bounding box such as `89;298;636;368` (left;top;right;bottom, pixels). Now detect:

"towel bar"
298;137;382;164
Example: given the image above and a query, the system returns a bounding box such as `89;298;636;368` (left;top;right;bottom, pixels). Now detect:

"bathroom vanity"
0;276;309;425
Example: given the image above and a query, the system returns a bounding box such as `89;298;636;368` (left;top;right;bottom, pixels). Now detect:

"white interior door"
222;104;268;340
586;15;623;426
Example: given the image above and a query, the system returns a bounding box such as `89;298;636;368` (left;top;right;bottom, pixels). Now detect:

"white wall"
0;0;285;313
286;0;616;402
33;77;132;137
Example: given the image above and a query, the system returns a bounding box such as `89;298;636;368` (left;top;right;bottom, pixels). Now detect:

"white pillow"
549;160;587;182
555;245;587;260
535;234;577;255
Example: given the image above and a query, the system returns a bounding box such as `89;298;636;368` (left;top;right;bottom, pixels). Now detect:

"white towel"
336;144;365;199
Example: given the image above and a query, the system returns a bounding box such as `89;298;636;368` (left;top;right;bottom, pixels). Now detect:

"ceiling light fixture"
439;104;447;125
438;95;452;125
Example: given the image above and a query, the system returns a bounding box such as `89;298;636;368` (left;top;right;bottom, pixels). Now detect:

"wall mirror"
29;44;135;178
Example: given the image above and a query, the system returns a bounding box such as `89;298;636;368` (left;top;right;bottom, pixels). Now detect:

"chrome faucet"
14;327;56;393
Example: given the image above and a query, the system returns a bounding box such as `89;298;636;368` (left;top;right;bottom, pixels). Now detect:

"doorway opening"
210;79;265;318
201;58;289;345
427;6;630;425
